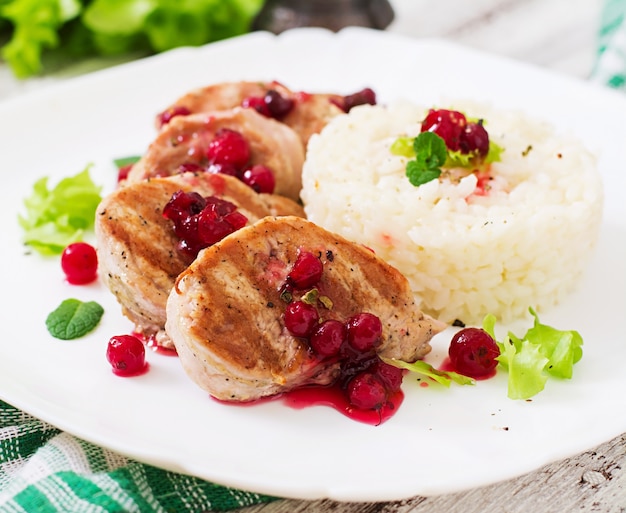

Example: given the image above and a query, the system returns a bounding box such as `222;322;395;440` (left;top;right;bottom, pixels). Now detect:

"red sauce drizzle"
215;383;404;426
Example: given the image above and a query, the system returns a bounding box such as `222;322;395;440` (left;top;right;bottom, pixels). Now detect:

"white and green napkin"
591;0;626;89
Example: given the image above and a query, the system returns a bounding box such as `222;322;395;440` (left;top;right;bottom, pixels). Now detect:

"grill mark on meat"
128;108;305;201
96;173;305;346
166;216;446;401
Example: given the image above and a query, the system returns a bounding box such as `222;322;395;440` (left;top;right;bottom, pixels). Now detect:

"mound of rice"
300;100;604;325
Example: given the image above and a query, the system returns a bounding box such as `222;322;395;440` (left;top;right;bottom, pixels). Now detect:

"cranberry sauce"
282;383;404;426
162;190;248;261
277;248;406;423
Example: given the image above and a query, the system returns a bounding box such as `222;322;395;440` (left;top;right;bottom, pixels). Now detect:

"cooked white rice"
300;100;604;325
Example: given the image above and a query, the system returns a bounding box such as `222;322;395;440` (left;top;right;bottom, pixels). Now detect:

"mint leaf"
113;155;141;168
413;131;447;167
381;358;475;387
404;132;447;186
406;161;441;186
46;299;104;340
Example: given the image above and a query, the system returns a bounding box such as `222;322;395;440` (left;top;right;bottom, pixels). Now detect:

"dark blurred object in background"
252;0;394;33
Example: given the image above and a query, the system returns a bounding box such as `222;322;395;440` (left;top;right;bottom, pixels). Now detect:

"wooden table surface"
2;0;624;511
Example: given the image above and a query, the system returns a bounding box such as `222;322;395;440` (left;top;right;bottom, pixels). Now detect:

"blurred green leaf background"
0;0;264;79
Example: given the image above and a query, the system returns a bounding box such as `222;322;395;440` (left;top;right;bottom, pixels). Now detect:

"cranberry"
206;162;240;177
370;360;404;392
448;327;500;378
163;191;248;259
346;312;382;352
242;96;271;116
177;162;205;174
195;198;248;246
263;90;294;118
242;90;294;119
163;190;205;224
284;301;319;338
157;106;191;127
117;163;133;182
459;121;490;157
346;372;386;410
206;129;250;168
106;335;147;376
421;109;467;151
341;87;377;112
309;319;346;357
61;242;98;285
240;164;275;194
287;251;323;290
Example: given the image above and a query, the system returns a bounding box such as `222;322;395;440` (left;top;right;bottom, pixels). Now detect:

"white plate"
1;28;625;502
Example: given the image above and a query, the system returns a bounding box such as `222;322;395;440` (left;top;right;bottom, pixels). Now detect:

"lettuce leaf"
18;166;102;255
487;309;584;400
381;358;475;387
1;0;264;78
0;0;81;77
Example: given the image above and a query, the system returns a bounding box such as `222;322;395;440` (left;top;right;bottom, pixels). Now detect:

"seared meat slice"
128;107;305;201
156;80;345;147
96;173;304;348
166;216;446;402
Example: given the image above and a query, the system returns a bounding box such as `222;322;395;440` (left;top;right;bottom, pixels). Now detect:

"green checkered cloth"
591;0;626;89
2;2;626;512
0;400;276;512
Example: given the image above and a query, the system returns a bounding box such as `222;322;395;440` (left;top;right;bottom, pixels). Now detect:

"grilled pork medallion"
154;80;349;147
127;107;305;201
166;216;446;402
95;173;304;348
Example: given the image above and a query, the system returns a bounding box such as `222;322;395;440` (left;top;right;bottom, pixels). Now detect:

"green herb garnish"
404;132;447;186
484;308;584;400
381;358;475;387
113;155;141;168
46;298;104;340
18;166;102;255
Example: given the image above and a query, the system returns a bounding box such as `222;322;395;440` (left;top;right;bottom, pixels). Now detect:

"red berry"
157;106;191;128
241;96;272;117
421;109;467;151
287;251;323;290
242;90;294;119
459;121;490;157
206;129;250;168
206;162;240;177
346;312;382;352
163;191;248;259
240;164;275;194
448;327;500;378
117;164;133;183
347;372;386;410
309;320;346;357
284;301;319;338
263;90;294;118
371;359;404;392
106;335;147;376
341;87;376;112
61;242;98;285
177;162;205;174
